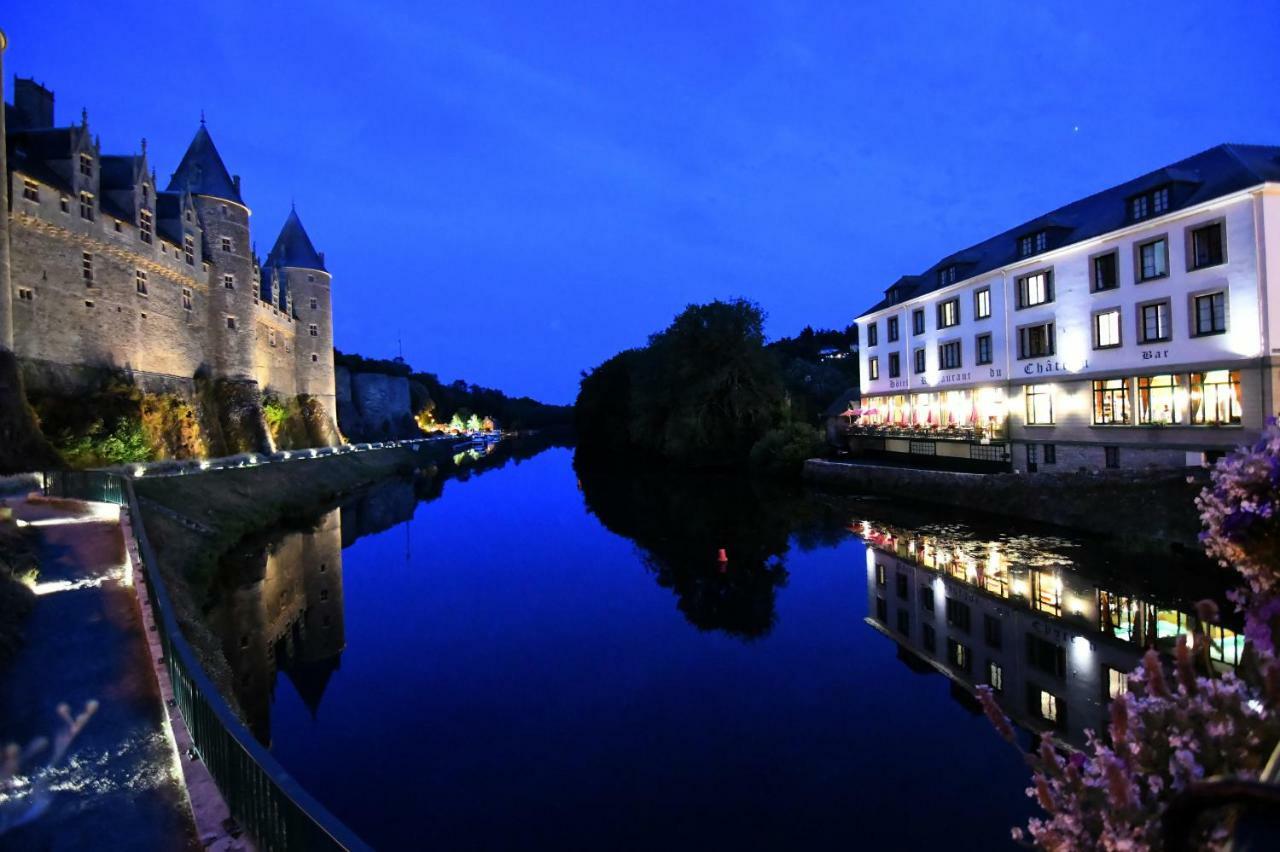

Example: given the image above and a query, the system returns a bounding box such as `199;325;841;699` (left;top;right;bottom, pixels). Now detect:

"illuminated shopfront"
853;386;1008;440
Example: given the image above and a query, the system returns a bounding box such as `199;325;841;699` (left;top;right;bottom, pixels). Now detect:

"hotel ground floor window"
1190;370;1242;425
947;638;972;673
1138;374;1181;425
1093;378;1130;425
1025;385;1053;425
1105;446;1120;469
988;661;1004;692
922;623;936;655
1043;443;1056;464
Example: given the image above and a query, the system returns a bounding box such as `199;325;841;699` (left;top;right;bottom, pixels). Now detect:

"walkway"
0;497;198;851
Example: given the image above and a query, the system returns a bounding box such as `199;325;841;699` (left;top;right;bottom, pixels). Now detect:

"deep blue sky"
5;2;1279;403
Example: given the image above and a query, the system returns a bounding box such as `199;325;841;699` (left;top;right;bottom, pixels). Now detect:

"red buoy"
717;548;728;563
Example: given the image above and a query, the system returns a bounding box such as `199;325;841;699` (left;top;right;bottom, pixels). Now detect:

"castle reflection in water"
859;521;1244;747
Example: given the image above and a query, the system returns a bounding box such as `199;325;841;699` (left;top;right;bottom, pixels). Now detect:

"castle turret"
266;207;337;426
167;122;257;381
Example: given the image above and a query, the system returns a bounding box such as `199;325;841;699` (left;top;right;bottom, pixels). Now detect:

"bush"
749;423;823;478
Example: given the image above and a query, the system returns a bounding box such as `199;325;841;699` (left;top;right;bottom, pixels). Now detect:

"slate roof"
265;208;325;271
166;124;243;204
859;143;1280;317
6;126;78;195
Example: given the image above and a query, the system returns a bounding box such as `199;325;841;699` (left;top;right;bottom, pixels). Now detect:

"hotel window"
937;298;960;329
310;297;319;310
1138;375;1181;425
1137;237;1168;281
22;179;39;202
988;661;1004;692
82;252;94;283
947;639;972;673
888;352;900;378
1189;370;1242;425
1017;270;1053;308
226;316;237;330
182;288;193;312
922;623;936;655
1139;300;1171;343
866;322;878;347
135;269;148;295
939;340;962;370
975;333;993;365
223;274;235;290
1017;322;1055;359
945;598;971;632
183;235;195;265
1019;230;1048;258
1192;291;1226;336
913;348;926;374
868;357;879;380
939;265;957;286
974;287;991;319
1037;689;1060;724
983;614;1003;649
887;316;899;342
875;564;886;587
896;609;910;636
1189;222;1225;270
1131;186;1169;221
1025;385;1054;425
1105;666;1127;701
79;153;93;177
1092;251;1118;292
139;209;153;243
1105;446;1120;469
919;584;935;613
79;192;94;220
17;288;34;301
1093;308;1122;349
1027;634;1066;679
309;323;319;337
895;573;909;600
221;236;232;253
1092;378;1131;425
1043;443;1056;464
912;309;925;335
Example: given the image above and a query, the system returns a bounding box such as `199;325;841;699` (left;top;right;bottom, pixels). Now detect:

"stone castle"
0;33;338;456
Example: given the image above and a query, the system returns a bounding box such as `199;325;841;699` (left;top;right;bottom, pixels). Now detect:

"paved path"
0;498;198;851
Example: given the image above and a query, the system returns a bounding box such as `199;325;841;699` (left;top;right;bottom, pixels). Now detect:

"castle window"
183;235;195;265
311;353;319;363
82;252;94;283
142;184;149;204
22;179;39;202
135;269;149;295
220;236;232;253
182;288;193;312
307;274;316;282
139;209;153;244
223;274;235;290
269;329;277;348
17;288;34;302
79;192;95;221
79;153;93;177
113;220;122;233
309;297;318;310
85;300;94;308
226;316;237;330
60;196;70;214
309;323;319;337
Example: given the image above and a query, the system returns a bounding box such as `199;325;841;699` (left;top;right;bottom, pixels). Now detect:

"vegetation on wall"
204;378;270;456
140;393;207;460
31;376;153;468
0;352;62;475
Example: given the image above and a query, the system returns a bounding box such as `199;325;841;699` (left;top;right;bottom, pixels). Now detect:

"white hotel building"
853;144;1280;472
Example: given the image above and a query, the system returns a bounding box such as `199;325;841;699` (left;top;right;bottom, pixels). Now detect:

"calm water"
205;441;1233;851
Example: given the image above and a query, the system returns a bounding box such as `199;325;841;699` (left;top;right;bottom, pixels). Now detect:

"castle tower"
167;123;257;380
266;207;337;424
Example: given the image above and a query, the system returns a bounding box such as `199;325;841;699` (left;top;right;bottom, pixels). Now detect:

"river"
203;440;1238;850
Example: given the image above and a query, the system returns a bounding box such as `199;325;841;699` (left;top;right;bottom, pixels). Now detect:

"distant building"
852;145;1280;471
0;50;337;429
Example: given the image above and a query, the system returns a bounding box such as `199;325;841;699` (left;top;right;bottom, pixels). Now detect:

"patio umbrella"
970;396;980;425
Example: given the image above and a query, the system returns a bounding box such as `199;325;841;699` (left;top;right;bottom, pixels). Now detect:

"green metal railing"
45;472;370;851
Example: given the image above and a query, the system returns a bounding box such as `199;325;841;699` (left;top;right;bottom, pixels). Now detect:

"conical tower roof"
265;207;325;271
166;123;243;204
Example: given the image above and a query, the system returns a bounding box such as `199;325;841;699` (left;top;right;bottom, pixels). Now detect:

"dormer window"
886;287;899;303
22;179;39;202
1019;230;1047;258
79;192;94;221
183;234;195;265
185;209;193;223
939;266;957;286
139;209;153;244
1130;186;1170;222
79;153;93;177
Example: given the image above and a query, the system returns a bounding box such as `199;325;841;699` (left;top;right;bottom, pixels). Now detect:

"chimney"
12;78;54;129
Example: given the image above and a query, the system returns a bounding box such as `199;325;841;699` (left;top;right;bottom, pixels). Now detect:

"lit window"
1039;690;1059;723
22;179;39;202
183;235;195;265
988;661;1004;692
913;348;926;374
79;191;94;220
1190;223;1224;270
974;287;991;319
182;288;193;312
1093;308;1121;348
1138;375;1180;425
939;340;962;370
1140;300;1171;343
309;323;319;337
139;209;153;244
1106;667;1127;700
82;251;94;283
1189;370;1242;425
1193;292;1226;336
269;328;277;348
912;309;925;335
1025;385;1054;425
947;639;971;673
1092;378;1131;425
975;333;992;365
1017;322;1055;359
937;298;960;328
1138;238;1168;281
135;269;148;295
223;274;235;290
1092;252;1118;292
868;356;879;381
79;153;93;177
1017;270;1053;308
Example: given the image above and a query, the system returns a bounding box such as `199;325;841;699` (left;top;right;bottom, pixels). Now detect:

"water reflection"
858;518;1242;747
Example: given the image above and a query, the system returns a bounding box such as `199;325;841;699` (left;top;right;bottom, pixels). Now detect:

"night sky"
4;2;1279;403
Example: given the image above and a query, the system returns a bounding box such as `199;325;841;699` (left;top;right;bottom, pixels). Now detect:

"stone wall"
802;458;1207;548
334;366;420;441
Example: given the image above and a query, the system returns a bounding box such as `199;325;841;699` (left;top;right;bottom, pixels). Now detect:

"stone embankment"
803;459;1207;549
335;365;419;441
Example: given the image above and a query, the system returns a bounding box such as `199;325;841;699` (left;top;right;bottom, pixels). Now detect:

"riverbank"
802;458;1206;549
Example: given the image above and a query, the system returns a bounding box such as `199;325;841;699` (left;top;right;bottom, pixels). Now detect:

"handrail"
42;470;371;851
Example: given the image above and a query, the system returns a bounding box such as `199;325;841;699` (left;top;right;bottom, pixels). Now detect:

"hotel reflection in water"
859;522;1244;747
